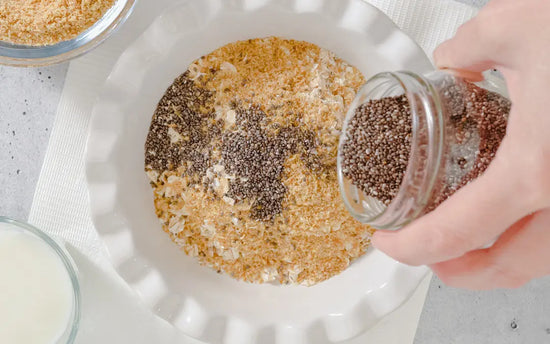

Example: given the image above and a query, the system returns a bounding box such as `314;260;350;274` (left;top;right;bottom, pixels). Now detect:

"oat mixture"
145;37;373;285
0;0;115;46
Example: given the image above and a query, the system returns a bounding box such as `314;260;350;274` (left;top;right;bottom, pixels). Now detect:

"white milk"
0;222;74;344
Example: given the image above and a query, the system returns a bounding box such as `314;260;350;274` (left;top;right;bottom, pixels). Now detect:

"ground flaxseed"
0;0;115;46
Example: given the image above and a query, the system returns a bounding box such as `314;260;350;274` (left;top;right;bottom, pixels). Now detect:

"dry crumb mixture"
145;37;372;285
0;0;115;46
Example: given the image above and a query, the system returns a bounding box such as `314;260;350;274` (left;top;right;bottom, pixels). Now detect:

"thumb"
433;15;505;72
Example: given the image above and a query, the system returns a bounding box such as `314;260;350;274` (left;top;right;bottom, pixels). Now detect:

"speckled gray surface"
416;278;550;344
1;1;550;343
0;63;68;222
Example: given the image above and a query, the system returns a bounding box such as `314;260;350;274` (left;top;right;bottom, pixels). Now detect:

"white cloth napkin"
29;1;478;343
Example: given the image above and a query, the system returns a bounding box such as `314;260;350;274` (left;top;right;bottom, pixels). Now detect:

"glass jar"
337;70;510;230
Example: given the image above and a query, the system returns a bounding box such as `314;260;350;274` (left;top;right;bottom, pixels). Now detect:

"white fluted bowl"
86;0;432;343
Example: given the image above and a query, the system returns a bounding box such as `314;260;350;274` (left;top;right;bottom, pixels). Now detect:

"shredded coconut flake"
167;127;183;144
220;61;237;73
261;267;279;282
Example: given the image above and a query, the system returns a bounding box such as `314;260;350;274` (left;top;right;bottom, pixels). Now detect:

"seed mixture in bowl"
0;0;115;45
145;37;373;285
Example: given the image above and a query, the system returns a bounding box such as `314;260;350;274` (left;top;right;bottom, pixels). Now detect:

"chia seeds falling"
342;82;510;210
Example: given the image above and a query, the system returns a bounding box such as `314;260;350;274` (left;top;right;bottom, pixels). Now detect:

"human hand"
372;0;550;289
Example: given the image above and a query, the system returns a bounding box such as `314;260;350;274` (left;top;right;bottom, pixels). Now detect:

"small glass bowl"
0;0;136;67
0;216;80;343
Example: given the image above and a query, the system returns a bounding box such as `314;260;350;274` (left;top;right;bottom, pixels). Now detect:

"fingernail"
440;68;484;82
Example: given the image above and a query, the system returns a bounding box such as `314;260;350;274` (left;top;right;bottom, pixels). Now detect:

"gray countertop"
1;1;549;343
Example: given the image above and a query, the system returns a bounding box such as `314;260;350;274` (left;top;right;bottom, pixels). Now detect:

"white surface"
0;223;73;344
26;0;479;343
86;1;431;343
68;244;430;344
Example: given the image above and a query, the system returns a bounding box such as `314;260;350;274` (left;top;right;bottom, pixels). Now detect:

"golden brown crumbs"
190;37;364;169
0;0;115;46
145;37;373;285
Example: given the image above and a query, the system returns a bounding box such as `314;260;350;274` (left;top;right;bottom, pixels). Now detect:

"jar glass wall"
337;70;510;230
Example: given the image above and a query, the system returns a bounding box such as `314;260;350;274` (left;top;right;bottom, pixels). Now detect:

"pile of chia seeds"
341;82;510;210
222;106;320;221
145;71;221;182
145;73;324;222
341;95;412;205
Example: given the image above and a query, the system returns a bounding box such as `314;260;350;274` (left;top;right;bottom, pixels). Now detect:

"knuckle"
436;269;475;289
529;161;550;205
493;141;550;208
516;150;550;208
501;274;529;289
492;262;531;289
423;225;475;262
420;228;448;260
504;278;529;289
468;13;507;52
435;269;456;287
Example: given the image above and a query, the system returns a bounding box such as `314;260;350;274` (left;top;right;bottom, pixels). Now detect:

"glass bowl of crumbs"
86;0;433;343
0;0;136;66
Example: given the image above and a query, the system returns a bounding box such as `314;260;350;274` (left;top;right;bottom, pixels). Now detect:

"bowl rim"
0;216;81;344
0;0;137;67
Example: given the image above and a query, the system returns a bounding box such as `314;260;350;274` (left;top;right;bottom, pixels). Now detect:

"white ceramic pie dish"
86;0;432;343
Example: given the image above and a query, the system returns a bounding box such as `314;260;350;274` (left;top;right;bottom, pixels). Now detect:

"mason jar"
337;69;510;230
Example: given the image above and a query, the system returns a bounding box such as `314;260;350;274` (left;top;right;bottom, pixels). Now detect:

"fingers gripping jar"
337;70;511;230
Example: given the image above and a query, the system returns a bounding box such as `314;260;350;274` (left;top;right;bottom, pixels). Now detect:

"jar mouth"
338;71;445;229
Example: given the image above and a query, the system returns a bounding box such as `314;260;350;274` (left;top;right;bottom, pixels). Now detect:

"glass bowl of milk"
0;217;80;343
